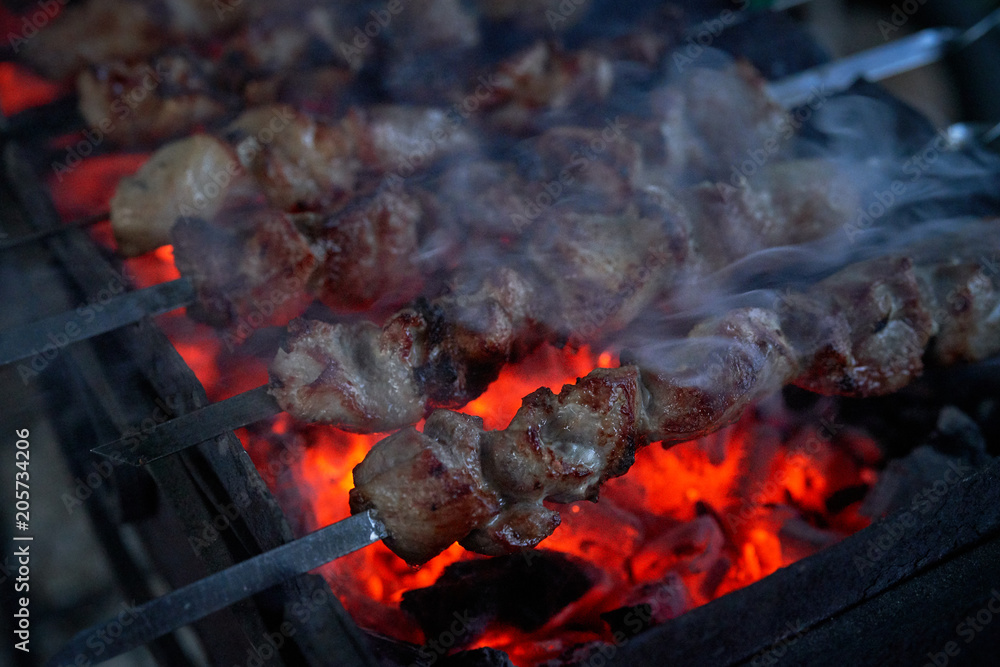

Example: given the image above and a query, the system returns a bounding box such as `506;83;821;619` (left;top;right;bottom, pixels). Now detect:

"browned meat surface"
20;0;169;81
482;41;614;134
304;186;426;312
350;411;501;564
268;317;428;431
269;152;862;432
171;210;318;328
682;160;861;269
224;105;478;211
20;0;247;80
638;307;800;443
226;105;361;211
651;61;789;182
76;53;230;147
270;268;540;430
109;134;258;256
526;206;685;339
780;256;934;396
351;226;1000;564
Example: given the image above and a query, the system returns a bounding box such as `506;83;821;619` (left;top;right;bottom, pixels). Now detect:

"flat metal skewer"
93;384;282;465
0;277;195;367
768;7;1000;108
12;20;998;462
45;510;387;667
0;211;108;251
766;27;961;108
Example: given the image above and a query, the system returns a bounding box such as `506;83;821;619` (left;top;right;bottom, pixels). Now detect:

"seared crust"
352;233;1000;563
350;411;502;565
780;256;934;396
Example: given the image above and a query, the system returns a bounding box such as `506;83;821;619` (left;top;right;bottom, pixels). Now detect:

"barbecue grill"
2;1;1000;666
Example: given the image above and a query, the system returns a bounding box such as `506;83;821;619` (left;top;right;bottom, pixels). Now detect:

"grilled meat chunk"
350;411;502;565
304;186;426;312
76;53;230;147
109;134;256;256
171;210;318;328
270;268;539;430
352;228;1000;563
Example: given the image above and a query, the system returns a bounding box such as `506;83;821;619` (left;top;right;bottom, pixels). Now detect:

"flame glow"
43;115;880;667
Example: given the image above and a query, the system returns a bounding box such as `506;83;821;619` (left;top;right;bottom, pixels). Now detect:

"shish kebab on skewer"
38;14;1000;667
49;218;1000;667
1;57;841;357
0;35;980;426
351;221;1000;564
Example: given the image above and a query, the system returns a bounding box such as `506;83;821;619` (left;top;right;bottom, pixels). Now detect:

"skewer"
0;29;984;457
45;510;386;667
768;7;1000;108
0;277;194;366
0;211;108;251
93;384;280;465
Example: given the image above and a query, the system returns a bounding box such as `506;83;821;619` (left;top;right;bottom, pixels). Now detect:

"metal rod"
768;6;1000;109
0;211;108;251
44;510;387;667
766;27;962;108
93;384;282;466
0;277;195;367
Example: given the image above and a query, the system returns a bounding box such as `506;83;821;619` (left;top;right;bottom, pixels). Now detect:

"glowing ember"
0;62;65;116
177;326;877;665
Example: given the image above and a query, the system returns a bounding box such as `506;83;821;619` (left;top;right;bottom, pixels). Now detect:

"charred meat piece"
171;209;318;329
109;134;258;256
76;52;232;147
779;256;934;396
270;154;862;431
526;205;687;340
20;0;247;80
638;307;800;444
225;104;477;211
226;105;361;212
304;186;427;312
349;411;502;565
482;41;615;134
269;268;540;431
352;226;1000;563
